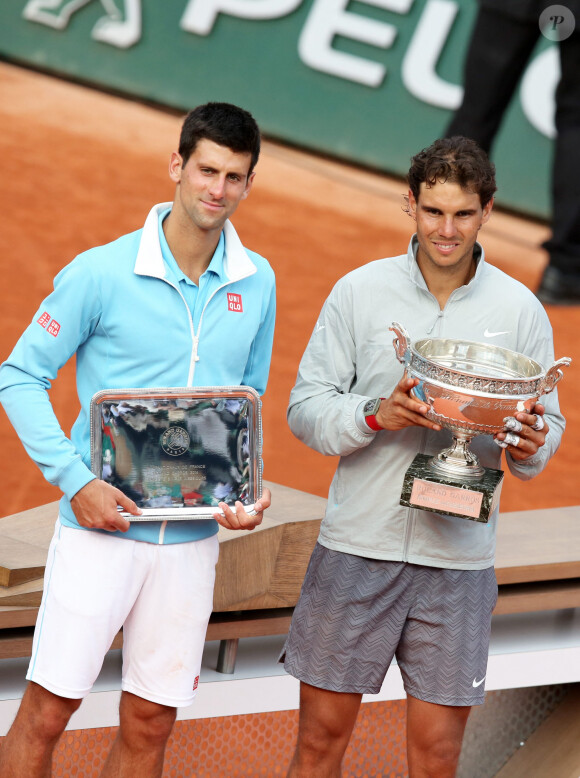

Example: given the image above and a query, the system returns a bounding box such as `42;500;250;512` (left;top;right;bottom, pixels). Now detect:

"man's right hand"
374;375;442;432
70;479;141;532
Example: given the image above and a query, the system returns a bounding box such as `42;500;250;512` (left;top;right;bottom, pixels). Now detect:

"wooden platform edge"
494;578;580;615
0;608;295;661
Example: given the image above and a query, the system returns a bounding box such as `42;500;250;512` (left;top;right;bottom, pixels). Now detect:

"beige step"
0;502;58;587
0;484;325;613
495;687;580;778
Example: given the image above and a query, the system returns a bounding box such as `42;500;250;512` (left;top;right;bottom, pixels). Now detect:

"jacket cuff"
58;458;97;500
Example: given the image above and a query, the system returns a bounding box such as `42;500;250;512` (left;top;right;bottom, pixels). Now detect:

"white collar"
134;202;257;282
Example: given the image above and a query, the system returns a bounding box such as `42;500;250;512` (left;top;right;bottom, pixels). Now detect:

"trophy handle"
540;357;572;394
390;322;411;364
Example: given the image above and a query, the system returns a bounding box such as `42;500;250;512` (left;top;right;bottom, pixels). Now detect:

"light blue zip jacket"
0;203;276;543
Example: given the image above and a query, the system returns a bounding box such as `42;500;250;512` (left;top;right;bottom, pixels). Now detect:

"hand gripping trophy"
390;322;571;522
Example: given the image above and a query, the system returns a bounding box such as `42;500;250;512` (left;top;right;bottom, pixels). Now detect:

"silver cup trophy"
390;322;571;522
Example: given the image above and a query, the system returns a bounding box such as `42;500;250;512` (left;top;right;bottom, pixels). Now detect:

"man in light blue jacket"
0;102;275;777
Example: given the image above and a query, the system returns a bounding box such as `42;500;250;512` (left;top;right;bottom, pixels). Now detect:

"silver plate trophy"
90;386;262;521
390;322;571;522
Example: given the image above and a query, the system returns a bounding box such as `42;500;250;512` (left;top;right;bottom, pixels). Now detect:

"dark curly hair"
407;136;496;207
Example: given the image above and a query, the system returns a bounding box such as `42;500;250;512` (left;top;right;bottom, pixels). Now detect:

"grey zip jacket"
288;237;565;570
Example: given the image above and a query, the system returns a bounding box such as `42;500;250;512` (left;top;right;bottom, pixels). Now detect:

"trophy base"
400;453;504;523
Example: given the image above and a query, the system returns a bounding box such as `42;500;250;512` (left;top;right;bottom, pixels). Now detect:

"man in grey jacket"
282;137;565;777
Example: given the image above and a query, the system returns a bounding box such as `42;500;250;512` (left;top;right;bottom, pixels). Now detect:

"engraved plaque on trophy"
90;386;262;521
390;322;571;523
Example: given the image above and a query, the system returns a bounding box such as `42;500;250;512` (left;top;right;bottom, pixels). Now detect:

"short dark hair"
407;136;496;207
178;102;261;175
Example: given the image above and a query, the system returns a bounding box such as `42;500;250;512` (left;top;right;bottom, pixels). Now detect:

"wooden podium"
0;481;326;671
2;485;580;672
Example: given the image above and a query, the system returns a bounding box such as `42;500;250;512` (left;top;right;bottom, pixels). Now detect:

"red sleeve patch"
47;320;61;337
37;311;51;328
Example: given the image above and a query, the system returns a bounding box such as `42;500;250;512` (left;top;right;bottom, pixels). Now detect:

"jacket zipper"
155;275;248;541
154;278;194;543
188;279;243;384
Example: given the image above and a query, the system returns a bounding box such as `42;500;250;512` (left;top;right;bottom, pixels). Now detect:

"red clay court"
1;62;578;518
1;61;580;778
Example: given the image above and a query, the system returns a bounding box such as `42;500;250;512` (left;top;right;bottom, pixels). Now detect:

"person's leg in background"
538;25;580;302
445;5;540;151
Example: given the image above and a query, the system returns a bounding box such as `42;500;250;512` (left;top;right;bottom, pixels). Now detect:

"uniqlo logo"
37;311;60;337
193;675;199;691
37;311;51;328
47;319;61;337
227;293;243;312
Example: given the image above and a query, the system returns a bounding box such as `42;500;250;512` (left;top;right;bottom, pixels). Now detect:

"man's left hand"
494;403;548;461
213;487;271;531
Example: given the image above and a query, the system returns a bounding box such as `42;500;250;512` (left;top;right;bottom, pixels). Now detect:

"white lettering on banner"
180;0;303;36
520;46;558;139
23;0;142;48
401;0;462;109
298;0;414;88
21;0;557;140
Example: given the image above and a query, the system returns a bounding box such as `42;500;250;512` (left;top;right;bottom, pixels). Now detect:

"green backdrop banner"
1;0;557;217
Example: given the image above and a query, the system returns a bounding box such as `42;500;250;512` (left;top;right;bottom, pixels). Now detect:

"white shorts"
28;520;219;707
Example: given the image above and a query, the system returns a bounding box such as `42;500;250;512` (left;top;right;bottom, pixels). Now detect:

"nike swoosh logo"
484;329;510;338
472;676;486;688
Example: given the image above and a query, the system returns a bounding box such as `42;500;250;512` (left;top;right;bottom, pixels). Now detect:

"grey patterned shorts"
280;543;497;706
